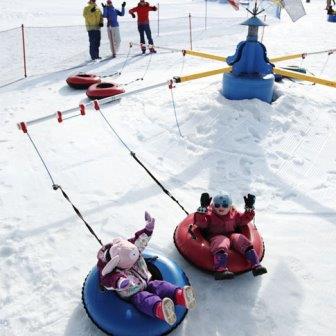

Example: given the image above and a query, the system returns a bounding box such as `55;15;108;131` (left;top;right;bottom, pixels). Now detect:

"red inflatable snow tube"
174;214;265;274
86;82;125;100
66;73;101;89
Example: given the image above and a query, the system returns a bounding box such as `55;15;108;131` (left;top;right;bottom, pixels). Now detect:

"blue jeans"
88;30;101;60
138;23;154;46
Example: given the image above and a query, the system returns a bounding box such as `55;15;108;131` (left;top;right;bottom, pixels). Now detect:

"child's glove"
122;2;126;7
145;211;155;231
152;5;157;10
117;277;130;289
200;193;211;207
244;194;256;211
90;7;96;12
130;13;136;18
101;3;106;8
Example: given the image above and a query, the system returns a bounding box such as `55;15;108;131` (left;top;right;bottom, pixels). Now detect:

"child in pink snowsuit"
97;211;196;325
194;193;267;280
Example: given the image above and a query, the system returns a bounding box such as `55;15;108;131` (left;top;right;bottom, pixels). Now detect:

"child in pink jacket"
194;193;267;280
97;211;196;325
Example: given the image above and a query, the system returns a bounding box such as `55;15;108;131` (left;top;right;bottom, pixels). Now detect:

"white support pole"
17;81;170;131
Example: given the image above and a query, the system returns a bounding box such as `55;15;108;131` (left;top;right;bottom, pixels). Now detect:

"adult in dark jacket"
102;0;125;57
129;0;157;54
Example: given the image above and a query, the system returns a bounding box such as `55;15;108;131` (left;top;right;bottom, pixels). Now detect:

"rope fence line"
1;15;335;87
0;15;245;87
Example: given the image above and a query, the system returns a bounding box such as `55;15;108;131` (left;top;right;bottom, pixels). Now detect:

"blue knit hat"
212;194;232;208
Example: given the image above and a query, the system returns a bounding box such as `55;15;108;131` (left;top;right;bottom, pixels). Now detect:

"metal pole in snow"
205;0;208;30
21;24;27;78
189;13;193;50
157;3;160;36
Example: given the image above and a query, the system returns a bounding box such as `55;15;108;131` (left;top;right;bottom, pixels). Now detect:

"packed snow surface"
0;1;335;335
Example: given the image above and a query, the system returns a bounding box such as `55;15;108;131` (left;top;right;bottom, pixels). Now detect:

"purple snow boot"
213;251;234;280
245;248;267;276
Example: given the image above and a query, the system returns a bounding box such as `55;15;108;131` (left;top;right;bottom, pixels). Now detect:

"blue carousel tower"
222;5;275;103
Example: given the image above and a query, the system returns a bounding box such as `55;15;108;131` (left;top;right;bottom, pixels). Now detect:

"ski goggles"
214;202;229;208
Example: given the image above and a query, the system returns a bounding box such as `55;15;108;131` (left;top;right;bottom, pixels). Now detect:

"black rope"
169;83;183;137
118;43;133;74
24;130;103;246
131;152;189;215
141;52;153;80
52;184;103;246
26;131;57;186
96;107;189;215
101;71;121;78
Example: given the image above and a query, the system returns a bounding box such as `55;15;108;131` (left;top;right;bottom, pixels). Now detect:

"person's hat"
212;194;232;208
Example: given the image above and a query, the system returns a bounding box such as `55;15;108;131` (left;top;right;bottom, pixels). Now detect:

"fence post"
205;0;208;30
189;13;193;50
157;3;160;36
21;24;27;78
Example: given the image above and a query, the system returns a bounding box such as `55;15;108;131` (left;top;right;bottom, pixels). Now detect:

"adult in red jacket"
194;193;267;280
129;0;157;53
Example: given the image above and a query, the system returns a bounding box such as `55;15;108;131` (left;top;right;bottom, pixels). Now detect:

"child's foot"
155;298;176;325
175;286;196;309
252;265;267;277
214;269;234;280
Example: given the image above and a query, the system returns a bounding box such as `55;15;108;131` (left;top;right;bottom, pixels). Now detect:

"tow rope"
20;123;103;246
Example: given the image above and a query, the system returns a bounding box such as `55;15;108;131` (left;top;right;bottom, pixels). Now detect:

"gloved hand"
244;194;256;210
200;193;212;207
90;6;96;12
145;211;155;231
117;277;130;289
99;22;104;27
130;12;136;18
101;3;106;8
197;192;211;213
152;5;157;10
122;2;126;7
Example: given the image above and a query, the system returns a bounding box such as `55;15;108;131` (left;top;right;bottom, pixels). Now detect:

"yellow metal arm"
270;53;305;62
273;67;336;88
183;50;227;62
174;66;232;83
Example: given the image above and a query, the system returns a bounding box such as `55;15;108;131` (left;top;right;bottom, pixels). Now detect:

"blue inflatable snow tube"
328;14;336;22
82;250;190;336
222;73;275;103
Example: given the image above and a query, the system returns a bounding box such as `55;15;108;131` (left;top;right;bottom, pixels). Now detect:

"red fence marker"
57;111;63;123
79;104;86;115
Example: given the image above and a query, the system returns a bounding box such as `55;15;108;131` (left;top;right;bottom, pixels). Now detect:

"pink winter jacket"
194;207;254;238
97;227;153;299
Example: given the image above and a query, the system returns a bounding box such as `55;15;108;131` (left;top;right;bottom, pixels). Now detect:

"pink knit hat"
99;237;140;276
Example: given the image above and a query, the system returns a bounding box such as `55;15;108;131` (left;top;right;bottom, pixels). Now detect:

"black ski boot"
214;269;234;280
252;265;268;277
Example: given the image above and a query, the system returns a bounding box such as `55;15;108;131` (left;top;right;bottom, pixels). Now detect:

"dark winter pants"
130;280;178;317
88;30;101;60
138;23;154;46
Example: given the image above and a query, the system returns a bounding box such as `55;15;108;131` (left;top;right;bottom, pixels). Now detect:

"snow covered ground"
1;1;336;335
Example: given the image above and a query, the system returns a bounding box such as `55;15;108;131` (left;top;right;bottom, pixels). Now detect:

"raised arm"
128;211;155;252
236;194;256;227
193;193;212;229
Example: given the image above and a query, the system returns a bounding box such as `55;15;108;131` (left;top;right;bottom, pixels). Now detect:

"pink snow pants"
209;233;252;255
